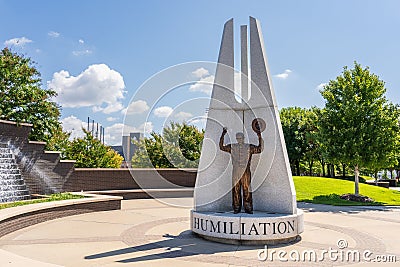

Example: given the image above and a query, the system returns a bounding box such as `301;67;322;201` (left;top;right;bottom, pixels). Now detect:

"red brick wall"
0;120;198;194
0;120;76;195
63;168;197;191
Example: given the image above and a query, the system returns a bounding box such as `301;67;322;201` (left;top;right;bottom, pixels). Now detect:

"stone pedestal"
191;209;303;245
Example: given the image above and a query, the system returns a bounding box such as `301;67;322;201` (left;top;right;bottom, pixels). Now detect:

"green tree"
132;122;204;168
303;107;321;176
319;62;400;195
45;127;71;157
280;107;319;175
64;129;123;168
0;48;61;142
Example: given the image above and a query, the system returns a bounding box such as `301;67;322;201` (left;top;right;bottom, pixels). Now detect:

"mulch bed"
340;194;374;203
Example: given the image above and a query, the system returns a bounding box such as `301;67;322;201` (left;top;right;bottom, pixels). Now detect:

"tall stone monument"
191;17;303;244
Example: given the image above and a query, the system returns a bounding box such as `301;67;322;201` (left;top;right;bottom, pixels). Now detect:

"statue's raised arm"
219;127;231;153
251;131;263;154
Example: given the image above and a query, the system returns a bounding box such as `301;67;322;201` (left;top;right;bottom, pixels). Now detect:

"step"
0;143;8;148
0;184;28;191
0;195;30;203
0;148;11;153
85;188;195;199
0;179;25;186
0;189;30;198
0;174;22;179
0;158;14;164
0;169;20;174
0;163;19;169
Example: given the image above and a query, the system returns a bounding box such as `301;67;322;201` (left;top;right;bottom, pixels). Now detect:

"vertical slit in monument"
247;26;251;100
242;110;245;133
240;25;248;135
233;21;241;103
240;25;248;103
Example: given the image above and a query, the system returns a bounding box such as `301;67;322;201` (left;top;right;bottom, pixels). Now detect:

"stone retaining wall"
0;194;122;238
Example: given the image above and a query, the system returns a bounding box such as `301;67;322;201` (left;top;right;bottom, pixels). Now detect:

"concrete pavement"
1;198;399;266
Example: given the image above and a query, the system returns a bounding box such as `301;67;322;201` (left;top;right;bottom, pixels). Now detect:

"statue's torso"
231;143;252;169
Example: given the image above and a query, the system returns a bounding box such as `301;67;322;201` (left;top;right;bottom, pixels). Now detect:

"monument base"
195;233;300;245
191;209;303;245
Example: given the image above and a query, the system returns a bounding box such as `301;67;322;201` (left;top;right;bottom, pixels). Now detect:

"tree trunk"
290;162;295;176
321;161;326;177
309;160;313;176
327;164;331;177
342;163;346;178
332;165;335;178
296;161;300;176
354;165;360;196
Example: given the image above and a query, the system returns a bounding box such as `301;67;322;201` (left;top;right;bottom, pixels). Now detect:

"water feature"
0;143;30;203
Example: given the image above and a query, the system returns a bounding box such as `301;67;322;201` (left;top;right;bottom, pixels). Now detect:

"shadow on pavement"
85;230;300;263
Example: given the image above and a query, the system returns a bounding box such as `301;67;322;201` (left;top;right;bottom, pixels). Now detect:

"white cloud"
154;106;173;118
48;31;60;38
104;122;153;145
4;37;32;47
189;116;207;129
61;116;86;139
123;100;150;115
79;39;84;44
72;49;92;56
48;64;125;114
174;111;193;121
274;69;292;79
189;75;215;95
61;116;154;145
92;102;124;114
192;67;209;78
316;83;327;91
106;117;118;122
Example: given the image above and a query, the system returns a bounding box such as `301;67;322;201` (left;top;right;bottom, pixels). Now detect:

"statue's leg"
232;169;242;213
243;169;253;214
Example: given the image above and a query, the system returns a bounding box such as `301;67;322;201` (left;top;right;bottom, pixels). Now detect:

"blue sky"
1;0;400;145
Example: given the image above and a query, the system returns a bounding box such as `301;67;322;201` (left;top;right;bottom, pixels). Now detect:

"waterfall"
0;143;30;203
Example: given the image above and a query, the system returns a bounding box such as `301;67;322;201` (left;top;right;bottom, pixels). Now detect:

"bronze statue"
219;125;263;214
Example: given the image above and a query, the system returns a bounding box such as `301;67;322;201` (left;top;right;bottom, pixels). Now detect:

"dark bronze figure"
219;125;263;214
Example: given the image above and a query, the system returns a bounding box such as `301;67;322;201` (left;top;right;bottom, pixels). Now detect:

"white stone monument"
191;17;303;244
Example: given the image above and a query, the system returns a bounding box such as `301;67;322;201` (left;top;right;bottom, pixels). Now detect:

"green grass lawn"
294;176;400;206
0;193;84;210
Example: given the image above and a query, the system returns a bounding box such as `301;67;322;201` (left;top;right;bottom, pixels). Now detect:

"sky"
1;0;400;145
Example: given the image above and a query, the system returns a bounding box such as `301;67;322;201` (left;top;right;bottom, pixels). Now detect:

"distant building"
122;132;143;162
110;145;123;157
110;133;143;167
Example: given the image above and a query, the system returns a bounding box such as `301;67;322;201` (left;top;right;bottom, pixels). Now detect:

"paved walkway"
1;198;400;266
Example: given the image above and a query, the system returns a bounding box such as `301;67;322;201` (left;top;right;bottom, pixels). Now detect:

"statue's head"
236;132;244;144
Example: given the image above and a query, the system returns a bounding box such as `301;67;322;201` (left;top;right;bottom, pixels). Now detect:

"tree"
280;107;320;175
64;129;123;168
280;107;308;175
303;107;320;176
132;122;204;168
45;127;71;156
0;48;61;142
319;62;400;195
